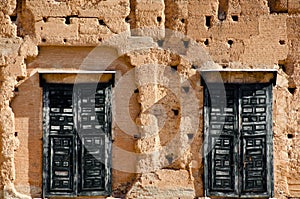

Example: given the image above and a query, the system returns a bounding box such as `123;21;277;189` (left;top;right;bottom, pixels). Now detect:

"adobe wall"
0;0;300;198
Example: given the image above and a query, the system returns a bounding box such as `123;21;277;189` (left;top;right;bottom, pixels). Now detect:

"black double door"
43;83;112;197
204;83;273;198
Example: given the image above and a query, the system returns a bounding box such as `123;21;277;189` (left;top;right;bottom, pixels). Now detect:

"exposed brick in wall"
1;0;300;199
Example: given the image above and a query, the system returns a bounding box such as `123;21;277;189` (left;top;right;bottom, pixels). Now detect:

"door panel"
77;85;111;194
239;84;272;196
49;135;75;192
205;85;239;196
43;85;76;196
241;136;266;193
210;135;235;191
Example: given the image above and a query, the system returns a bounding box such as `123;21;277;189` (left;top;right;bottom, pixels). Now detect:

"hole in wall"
40;27;43;30
157;40;164;47
10;15;17;22
98;38;103;42
279;40;286;45
63;38;67;43
42;17;47;22
288;134;293;139
133;134;140;139
187;134;194;139
222;64;228;69
227;39;233;46
17;76;25;81
172;109;179;116
134;88;139;93
165;154;173;164
42;38;46;42
99;19;106;26
288;87;296;95
125;16;130;23
231;15;238;21
65;16;71;25
182;86;189;93
15;132;18;137
183;39;189;48
171;65;178;71
181;18;185;23
157;16;162;23
204;39;209;46
205;16;212;28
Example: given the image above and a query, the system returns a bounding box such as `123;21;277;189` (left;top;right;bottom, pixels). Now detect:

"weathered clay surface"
0;0;300;199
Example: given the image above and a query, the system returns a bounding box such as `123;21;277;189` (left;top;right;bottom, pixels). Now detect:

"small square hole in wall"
279;40;286;45
10;15;17;22
227;39;233;47
288;87;296;95
205;16;212;28
288;134;293;139
231;15;239;21
125;16;130;23
204;39;209;46
157;40;164;47
170;65;178;71
65;16;71;25
157;16;162;23
99;19;106;26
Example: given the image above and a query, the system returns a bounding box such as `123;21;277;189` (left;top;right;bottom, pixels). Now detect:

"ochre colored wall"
0;0;300;198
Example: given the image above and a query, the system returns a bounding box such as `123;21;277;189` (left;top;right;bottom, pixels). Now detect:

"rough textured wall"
0;0;300;199
0;0;38;198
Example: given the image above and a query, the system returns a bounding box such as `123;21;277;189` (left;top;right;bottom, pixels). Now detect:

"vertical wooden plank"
77;83;112;196
104;84;112;195
42;85;50;198
266;83;274;197
239;83;273;198
203;85;209;197
204;84;238;197
43;84;76;197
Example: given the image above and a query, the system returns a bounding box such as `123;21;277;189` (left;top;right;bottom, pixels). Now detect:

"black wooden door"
43;83;112;197
204;83;273;198
77;84;112;196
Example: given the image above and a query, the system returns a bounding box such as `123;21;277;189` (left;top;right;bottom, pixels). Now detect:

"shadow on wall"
12;73;43;197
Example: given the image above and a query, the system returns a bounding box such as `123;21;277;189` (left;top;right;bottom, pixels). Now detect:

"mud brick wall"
0;0;300;198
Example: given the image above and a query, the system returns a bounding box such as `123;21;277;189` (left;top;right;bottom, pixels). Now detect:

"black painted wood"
204;83;273;198
43;83;112;197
